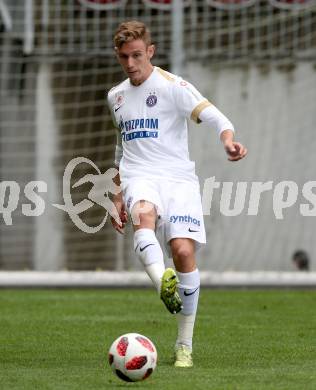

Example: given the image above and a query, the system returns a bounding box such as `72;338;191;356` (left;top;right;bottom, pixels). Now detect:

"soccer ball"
108;333;157;382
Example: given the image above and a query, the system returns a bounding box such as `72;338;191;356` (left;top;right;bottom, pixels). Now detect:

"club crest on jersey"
146;93;157;107
114;93;124;112
117;95;123;104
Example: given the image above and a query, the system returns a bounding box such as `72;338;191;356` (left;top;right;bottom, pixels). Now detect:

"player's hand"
111;196;128;234
224;141;247;161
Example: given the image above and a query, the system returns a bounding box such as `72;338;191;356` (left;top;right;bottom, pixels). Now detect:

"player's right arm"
107;89;128;234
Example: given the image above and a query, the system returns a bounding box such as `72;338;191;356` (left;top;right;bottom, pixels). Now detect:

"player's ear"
147;44;155;59
114;46;119;58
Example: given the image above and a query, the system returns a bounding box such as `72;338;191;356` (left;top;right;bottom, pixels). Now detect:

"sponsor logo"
119;118;159;132
169;215;201;226
123;131;158;141
119;118;159;142
188;228;199;233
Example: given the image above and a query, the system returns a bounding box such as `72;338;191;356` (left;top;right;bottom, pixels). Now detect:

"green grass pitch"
1;288;315;389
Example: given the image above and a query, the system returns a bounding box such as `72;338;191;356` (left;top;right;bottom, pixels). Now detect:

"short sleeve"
172;79;212;123
107;90;123;166
107;90;119;129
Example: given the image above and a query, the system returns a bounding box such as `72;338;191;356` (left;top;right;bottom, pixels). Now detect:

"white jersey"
107;66;229;183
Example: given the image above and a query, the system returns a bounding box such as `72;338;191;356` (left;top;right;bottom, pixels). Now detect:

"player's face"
116;39;155;86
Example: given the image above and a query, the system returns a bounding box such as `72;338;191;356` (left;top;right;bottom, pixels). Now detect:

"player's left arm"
172;79;247;162
197;104;247;162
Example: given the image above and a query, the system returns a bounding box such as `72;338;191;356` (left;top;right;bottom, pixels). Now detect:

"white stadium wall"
126;62;316;272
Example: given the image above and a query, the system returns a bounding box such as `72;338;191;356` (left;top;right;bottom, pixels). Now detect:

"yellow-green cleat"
160;268;183;314
174;345;193;368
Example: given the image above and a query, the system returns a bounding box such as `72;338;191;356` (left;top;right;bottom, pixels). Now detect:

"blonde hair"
114;20;152;49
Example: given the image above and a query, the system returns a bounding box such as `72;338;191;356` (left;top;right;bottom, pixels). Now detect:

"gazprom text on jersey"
119;118;159;132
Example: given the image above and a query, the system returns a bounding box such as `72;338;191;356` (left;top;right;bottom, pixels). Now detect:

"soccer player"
107;20;247;368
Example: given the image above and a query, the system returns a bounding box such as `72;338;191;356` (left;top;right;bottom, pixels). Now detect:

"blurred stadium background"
0;0;315;285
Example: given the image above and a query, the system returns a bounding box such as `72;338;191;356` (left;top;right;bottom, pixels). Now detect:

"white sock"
176;269;200;351
145;262;165;293
176;314;196;352
134;228;165;293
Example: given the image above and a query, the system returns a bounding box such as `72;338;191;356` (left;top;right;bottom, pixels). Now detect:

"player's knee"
131;200;156;228
172;245;194;263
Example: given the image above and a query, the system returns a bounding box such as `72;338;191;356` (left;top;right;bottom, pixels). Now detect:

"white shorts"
121;177;206;256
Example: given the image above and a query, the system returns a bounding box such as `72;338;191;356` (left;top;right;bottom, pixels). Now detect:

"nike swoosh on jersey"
140;243;155;252
188;228;199;233
183;287;199;296
114;105;123;112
